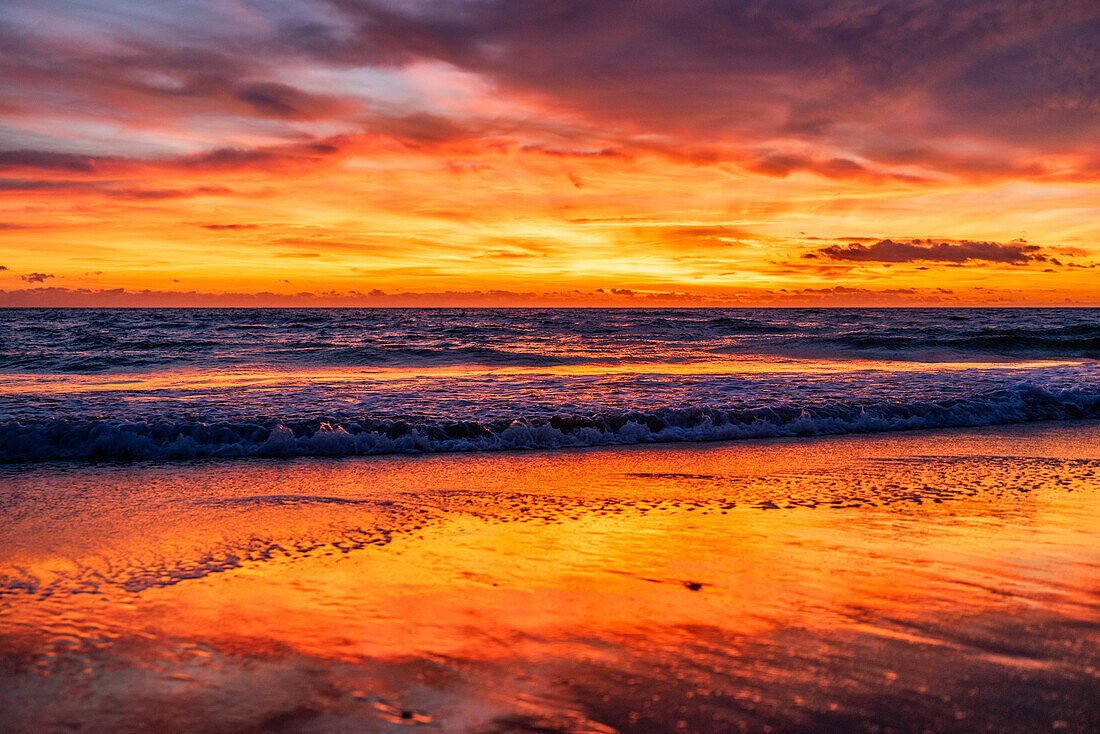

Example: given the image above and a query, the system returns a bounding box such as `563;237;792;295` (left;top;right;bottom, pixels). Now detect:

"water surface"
1;422;1097;732
2;308;1098;461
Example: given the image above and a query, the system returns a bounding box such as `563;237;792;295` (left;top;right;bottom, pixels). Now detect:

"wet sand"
1;421;1098;733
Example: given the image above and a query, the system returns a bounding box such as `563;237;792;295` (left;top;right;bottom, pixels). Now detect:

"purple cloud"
0;150;113;173
806;239;1051;265
0;0;1094;180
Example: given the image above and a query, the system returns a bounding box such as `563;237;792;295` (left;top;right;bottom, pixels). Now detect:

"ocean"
2;308;1099;732
1;307;1098;462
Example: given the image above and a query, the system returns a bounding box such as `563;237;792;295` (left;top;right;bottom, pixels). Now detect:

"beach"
5;1;1098;727
2;420;1097;733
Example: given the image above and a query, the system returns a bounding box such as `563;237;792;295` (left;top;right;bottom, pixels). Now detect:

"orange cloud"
0;1;1096;304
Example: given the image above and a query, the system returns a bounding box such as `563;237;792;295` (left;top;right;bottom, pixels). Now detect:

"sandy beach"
2;420;1097;732
4;0;1098;728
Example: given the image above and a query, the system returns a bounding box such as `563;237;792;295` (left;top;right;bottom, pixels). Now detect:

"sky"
0;0;1097;306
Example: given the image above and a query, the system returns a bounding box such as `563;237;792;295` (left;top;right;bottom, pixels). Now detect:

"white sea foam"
2;308;1098;462
2;382;1096;462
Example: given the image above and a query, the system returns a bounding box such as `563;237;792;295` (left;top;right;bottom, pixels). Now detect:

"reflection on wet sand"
1;422;1098;732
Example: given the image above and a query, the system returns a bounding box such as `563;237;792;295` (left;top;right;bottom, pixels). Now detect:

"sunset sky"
1;0;1097;306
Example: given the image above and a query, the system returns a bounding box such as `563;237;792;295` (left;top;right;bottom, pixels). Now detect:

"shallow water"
1;422;1097;732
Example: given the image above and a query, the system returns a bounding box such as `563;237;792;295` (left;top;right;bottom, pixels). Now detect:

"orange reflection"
1;357;1085;399
1;422;1098;732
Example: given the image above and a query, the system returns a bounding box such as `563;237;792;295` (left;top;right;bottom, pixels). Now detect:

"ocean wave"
2;383;1096;463
824;332;1100;357
0;342;580;373
3;308;1099;373
323;344;574;366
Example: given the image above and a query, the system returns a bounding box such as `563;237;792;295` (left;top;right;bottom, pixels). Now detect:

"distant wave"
324;345;574;366
2;383;1096;463
4;334;1097;373
0;343;591;373
3;308;1099;373
822;331;1100;358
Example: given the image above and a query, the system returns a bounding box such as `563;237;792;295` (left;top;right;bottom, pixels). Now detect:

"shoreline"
2;418;1098;733
2;416;1098;470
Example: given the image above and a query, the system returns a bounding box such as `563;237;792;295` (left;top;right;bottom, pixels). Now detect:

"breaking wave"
2;383;1096;463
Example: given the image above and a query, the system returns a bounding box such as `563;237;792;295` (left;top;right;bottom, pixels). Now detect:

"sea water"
1;307;1097;461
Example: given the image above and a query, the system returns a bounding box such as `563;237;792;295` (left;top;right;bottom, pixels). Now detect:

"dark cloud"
234;82;355;121
367;112;484;147
0;177;232;199
21;272;54;283
522;144;633;160
0;21;359;131
0;150;119;173
741;151;929;182
314;0;1099;157
0;178;79;191
806;239;1052;265
200;223;259;230
1;137;348;179
746;152;873;180
0;265;7;271
176;147;300;171
111;185;233;200
0;1;1093;180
